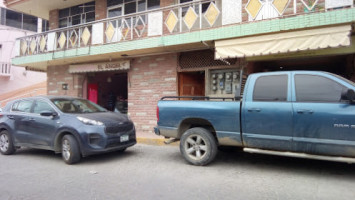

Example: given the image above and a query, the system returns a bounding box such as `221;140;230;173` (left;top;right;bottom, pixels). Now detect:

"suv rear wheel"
62;135;81;164
180;127;217;166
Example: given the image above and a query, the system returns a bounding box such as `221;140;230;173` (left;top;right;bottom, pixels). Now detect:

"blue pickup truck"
155;71;355;166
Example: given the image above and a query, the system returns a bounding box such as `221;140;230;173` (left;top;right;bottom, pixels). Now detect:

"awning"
69;60;130;73
215;25;352;59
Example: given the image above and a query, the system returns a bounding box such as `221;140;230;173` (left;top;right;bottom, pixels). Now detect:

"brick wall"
95;0;107;20
49;9;59;30
128;53;178;135
47;65;85;97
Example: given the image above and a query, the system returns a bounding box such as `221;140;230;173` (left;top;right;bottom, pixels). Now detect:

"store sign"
69;60;130;73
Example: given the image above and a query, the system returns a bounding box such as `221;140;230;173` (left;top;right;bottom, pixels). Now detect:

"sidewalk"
136;131;179;146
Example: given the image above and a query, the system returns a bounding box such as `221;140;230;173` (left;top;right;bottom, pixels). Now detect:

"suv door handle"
7;115;14;120
296;109;314;114
248;108;261;112
28;118;36;121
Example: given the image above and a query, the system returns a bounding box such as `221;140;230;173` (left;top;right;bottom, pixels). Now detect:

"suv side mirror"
341;89;355;103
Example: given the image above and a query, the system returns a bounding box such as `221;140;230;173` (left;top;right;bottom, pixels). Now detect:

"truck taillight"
156;106;159;123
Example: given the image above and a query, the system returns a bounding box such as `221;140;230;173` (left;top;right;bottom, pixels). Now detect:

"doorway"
179;71;205;96
87;72;128;113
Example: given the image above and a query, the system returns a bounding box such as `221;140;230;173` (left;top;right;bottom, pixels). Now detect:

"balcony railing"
0;63;11;76
15;0;354;57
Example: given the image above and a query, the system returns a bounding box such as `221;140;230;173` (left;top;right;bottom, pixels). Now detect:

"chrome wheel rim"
0;134;9;152
184;134;208;161
62;139;71;161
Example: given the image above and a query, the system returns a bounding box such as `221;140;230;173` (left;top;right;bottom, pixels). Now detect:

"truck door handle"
248;108;261;112
296;109;314;114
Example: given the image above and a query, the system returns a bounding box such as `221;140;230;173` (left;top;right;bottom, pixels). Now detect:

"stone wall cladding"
128;53;178;135
47;65;84;97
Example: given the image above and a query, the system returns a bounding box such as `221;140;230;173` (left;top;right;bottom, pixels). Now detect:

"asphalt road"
0;144;355;200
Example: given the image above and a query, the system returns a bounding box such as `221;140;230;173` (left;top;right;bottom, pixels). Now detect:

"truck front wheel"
180;127;217;166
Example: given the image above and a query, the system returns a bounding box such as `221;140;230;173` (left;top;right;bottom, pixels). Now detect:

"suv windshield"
51;98;107;113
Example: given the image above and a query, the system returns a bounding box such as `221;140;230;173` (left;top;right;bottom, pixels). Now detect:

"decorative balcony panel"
273;0;290;15
183;7;198;30
245;0;262;20
204;2;220;27
301;0;319;11
13;0;354;58
222;0;242;25
165;10;178;33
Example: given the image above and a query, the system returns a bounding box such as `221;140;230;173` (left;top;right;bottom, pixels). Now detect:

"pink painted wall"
0;22;47;95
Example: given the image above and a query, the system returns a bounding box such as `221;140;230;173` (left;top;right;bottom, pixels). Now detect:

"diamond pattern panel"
165;11;178;33
105;22;115;42
134;16;146;37
70;31;78;47
273;0;290;15
39;36;46;52
246;0;262;19
30;39;36;54
184;7;198;30
300;0;319;11
58;32;66;49
204;2;220;27
81;27;91;46
20;40;27;55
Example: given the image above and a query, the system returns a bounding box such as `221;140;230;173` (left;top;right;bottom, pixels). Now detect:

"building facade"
0;4;47;107
6;0;355;136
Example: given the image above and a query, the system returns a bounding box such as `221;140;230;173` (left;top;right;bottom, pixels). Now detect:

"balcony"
0;63;11;77
13;0;355;68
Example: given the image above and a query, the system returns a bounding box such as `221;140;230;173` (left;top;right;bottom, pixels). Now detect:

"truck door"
242;73;293;151
292;73;355;157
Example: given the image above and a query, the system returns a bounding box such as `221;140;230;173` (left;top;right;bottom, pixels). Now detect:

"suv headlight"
77;116;104;126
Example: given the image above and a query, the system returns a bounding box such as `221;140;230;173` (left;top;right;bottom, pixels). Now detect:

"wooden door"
179;72;205;96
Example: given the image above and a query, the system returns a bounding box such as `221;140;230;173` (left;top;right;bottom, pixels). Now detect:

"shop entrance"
87;72;128;113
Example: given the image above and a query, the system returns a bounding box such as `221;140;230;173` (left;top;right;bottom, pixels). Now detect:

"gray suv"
0;96;136;164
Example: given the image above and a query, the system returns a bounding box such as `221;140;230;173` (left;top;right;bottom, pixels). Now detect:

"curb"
137;137;179;146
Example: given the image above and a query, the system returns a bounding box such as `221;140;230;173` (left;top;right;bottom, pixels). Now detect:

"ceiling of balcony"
6;0;93;19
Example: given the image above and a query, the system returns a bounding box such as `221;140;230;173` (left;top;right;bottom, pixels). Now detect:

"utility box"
207;69;241;98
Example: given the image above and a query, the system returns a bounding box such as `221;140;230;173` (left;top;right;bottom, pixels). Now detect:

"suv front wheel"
62;135;81;164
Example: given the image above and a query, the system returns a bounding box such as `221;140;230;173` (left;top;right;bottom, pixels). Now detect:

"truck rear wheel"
180;127;217;166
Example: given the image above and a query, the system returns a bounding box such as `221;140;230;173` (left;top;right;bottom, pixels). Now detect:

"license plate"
120;135;129;142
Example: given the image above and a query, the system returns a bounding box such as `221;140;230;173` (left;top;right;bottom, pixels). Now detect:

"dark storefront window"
58;1;95;28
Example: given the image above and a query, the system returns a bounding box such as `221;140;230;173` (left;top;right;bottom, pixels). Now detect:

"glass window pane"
108;0;124;7
253;75;288;102
59;8;69;18
23;14;38;32
33;101;54;114
71;15;81;26
59;18;68;28
124;2;136;15
108;7;123;18
70;5;81;15
147;0;159;10
5;9;22;29
138;0;146;12
85;2;95;12
1;8;6;25
15;100;33;113
85;12;95;22
295;75;347;102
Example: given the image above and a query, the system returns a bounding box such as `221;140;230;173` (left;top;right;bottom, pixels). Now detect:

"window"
12;100;33;113
58;1;95;28
253;75;288;102
42;19;49;32
107;0;160;18
179;0;213;13
295;75;347;102
0;8;38;31
33;101;54;114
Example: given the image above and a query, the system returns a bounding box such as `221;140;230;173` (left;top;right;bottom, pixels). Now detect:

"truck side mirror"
234;85;241;101
341;89;355;103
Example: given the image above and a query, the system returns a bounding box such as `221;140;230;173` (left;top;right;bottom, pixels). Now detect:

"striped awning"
215;25;352;59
